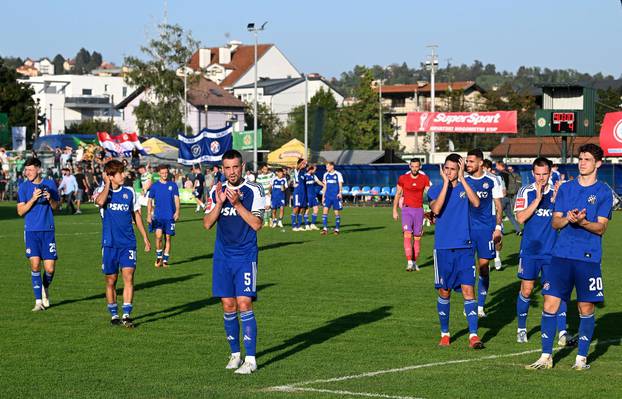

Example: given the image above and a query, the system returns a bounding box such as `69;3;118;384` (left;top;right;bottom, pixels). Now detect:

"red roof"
377;81;479;94
491;137;600;158
187;76;246;108
188;44;272;88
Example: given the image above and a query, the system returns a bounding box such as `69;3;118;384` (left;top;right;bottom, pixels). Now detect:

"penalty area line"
264;338;620;397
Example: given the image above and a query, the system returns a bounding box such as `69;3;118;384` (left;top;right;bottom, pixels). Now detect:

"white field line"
265;338;621;397
0;231;99;239
270;386;422;399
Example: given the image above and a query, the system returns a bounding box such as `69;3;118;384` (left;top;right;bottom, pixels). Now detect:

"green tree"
124;23;200;136
74;48;91;75
65;119;121;134
244;102;285;150
52;54;65;75
596;87;622;132
88;51;103;72
0;58;37;145
284;87;340;150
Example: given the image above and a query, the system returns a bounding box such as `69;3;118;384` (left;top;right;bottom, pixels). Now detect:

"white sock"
407;260;414;267
245;355;256;364
230;352;240;358
559;330;567;338
495;251;501;261
478;306;484;312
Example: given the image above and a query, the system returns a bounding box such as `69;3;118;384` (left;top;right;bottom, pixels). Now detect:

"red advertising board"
599;112;622;157
406;111;517;134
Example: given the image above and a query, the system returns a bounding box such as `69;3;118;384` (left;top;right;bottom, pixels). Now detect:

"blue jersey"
514;183;557;259
305;173;321;197
99;186;141;248
148;180;179;220
18;179;60;232
208;181;265;261
428;182;472;250
552;179;612;263
465;173;502;231
323;171;343;199
550;170;561;186
294;170;306;192
270;177;287;199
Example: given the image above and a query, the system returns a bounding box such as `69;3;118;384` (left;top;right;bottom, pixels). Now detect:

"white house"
232;74;344;124
19;74;133;134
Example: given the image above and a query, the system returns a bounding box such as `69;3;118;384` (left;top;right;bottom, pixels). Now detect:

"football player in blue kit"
203;150;265;374
527;144;613;370
514;157;569;345
303;164;324;230
291;158;308;231
465;149;503;318
147;164;180;268
270;168;287;228
17;157;60;311
95;160;151;327
321;162;344;235
428;153;484;349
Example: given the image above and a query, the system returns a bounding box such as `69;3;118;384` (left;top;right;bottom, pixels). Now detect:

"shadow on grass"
257;306;392;368
480;280;522;343
53;273;203;307
170;241;311;266
133;283;276;327
340;226;386;234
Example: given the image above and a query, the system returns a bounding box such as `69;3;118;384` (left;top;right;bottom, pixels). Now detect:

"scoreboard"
534;84;596;137
551;112;576;133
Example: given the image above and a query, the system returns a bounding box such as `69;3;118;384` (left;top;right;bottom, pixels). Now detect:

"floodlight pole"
426;45;438;161
248;21;267;171
184;69;188;135
304;73;308;158
379;75;383;151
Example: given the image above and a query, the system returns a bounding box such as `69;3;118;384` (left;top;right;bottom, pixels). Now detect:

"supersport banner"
97;131;147;157
599;112;622;157
406;111;517;134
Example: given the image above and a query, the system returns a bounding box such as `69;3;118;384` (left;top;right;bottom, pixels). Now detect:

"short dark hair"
104;159;125;175
326;161;335;167
259;163;268;169
24;157;41;168
157;164;169;171
296;158;306;166
532;157;552;170
467;148;484;159
276;168;284;173
222;149;243;162
578;143;604;162
410;158;421;165
445;153;462;164
482;159;493;169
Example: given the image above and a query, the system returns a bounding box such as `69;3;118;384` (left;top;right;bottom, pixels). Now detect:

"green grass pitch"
1;203;621;398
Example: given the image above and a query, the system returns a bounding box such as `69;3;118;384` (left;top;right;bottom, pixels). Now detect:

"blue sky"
2;0;621;79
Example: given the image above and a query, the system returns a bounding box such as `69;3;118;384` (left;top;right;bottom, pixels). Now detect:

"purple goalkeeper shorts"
401;207;424;236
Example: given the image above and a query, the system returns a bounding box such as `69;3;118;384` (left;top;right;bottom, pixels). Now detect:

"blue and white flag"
177;125;233;165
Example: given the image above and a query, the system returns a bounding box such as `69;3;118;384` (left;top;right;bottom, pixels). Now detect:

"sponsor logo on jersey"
535;208;553;217
515;198;526;209
477;191;489;198
596;292;604;297
108;203;130;211
244;287;252;292
588;194;596;205
220;207;238;216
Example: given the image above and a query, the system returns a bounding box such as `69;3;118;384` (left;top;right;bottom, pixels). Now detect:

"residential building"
19;74;133;134
232;74;344;124
16;58;55;77
375;81;487;154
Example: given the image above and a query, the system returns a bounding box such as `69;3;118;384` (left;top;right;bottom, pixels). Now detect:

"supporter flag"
177;125;233;165
97;131;147;157
599;112;622;157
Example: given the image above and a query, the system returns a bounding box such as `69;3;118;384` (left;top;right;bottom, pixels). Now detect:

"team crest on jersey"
588;194;596;205
543;282;550;291
459;191;466;199
168;186;173;191
483;182;489;189
123;193;128;199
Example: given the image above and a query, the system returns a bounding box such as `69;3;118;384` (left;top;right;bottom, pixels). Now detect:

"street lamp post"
247;21;268;171
304;73;308;158
379;76;383;151
426;45;438;161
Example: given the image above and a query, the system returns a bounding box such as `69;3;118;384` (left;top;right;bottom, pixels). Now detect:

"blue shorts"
193;188;204;199
433;248;476;290
102;246;137;275
542;256;604;303
323;197;343;210
307;194;319;208
517;257;550;281
212;258;257;298
24;231;58;260
294;189;307;208
149;219;176;236
471;229;496;260
271;196;285;209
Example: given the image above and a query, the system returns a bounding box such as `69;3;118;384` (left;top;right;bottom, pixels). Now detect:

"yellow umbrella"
267;139;307;168
141;138;177;155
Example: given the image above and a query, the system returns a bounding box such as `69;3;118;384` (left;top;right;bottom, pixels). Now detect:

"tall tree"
0;58;37;144
88;51;103;71
124;24;200;136
244;102;286;150
74;48;91;75
284;87;340;150
52;54;65;75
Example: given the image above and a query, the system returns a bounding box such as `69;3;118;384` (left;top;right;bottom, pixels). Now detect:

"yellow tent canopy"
267;139;307;168
141;138;178;155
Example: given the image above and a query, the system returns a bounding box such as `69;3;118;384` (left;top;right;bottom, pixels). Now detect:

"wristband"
495;224;503;232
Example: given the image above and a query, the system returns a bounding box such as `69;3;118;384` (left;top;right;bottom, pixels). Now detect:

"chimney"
416;81;428;88
228;40;242;52
199;49;211;68
218;47;231;64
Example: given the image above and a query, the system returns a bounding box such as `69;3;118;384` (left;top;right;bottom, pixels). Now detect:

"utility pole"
304;73;308;158
247;21;267;171
379;75;383;151
426;45;439;160
49;103;53;134
184;69;188;135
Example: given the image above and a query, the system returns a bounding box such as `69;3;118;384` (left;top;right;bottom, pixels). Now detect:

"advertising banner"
406;111;517;133
11;126;27;151
599;112;622;157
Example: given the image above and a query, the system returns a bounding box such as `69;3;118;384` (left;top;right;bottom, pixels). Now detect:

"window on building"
391;98;405;108
123;87;127;97
82;88;92;95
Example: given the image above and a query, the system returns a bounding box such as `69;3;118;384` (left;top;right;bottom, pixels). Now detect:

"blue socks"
311;214;317;224
122;303;133;317
437;296;450;334
224;312;241;353
43;271;54;288
31;271;42;300
557;300;567;333
290;214;296;227
464;299;478;334
163;253;170;263
516;293;530;329
322;214;328;229
297;214;303;226
335;215;341;230
541;311;557;355
578;313;595;357
240;310;257;356
477;275;489;309
156;249;163;259
304;214;309;225
107;303;119;318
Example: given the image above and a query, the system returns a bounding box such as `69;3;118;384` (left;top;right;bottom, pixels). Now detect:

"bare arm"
551;211;570;230
133;209;151;251
203;183;224;230
173;195;180;221
494;197;503;225
515;197;540;225
233;201;263;232
147;198;153;223
17;189;42;216
392;185;403;220
430;181;449;215
95;178;111;207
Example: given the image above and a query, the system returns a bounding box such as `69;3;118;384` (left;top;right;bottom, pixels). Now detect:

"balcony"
65;96;112;109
